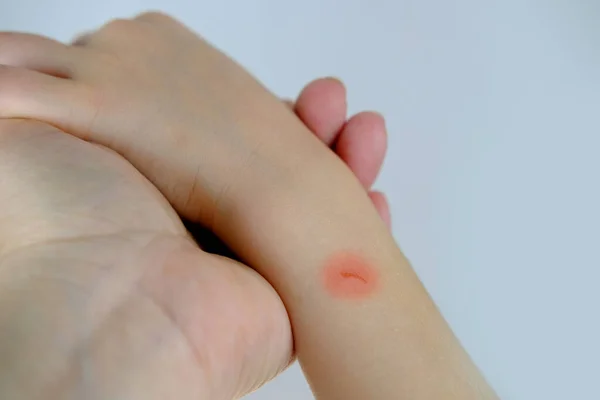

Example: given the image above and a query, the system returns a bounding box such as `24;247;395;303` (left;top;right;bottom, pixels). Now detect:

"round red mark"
322;252;379;300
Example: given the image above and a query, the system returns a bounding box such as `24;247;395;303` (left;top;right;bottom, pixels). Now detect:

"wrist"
212;139;395;297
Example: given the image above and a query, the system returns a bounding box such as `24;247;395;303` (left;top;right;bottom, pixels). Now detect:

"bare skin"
0;118;291;400
0;12;498;400
0;84;386;400
0;72;388;400
192;77;390;257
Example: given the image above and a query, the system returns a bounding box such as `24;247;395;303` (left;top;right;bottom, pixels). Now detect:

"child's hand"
286;77;391;228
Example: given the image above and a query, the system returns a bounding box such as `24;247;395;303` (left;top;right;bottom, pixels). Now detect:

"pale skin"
0;11;498;400
0;69;388;400
0;85;383;400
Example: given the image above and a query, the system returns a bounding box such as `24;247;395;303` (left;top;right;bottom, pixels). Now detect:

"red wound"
322;252;379;300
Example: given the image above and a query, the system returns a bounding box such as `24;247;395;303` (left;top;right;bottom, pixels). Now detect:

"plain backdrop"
2;1;598;399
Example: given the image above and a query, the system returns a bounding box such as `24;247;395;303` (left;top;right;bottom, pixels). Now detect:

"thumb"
139;237;294;399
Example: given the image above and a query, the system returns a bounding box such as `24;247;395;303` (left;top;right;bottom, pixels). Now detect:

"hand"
0;12;386;234
286;77;391;228
0;15;394;398
0;15;496;400
0;79;389;399
0;119;292;399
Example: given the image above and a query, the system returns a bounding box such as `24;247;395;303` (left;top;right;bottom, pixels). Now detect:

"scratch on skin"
340;271;368;284
321;252;380;300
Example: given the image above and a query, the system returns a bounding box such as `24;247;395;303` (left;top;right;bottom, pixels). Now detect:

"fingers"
293;78;387;189
0;34;99;136
294;77;347;145
368;190;391;229
0;32;79;78
334;111;388;188
291;78;390;226
0;65;91;132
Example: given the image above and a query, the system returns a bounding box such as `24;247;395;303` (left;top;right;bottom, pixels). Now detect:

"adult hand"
0;119;292;400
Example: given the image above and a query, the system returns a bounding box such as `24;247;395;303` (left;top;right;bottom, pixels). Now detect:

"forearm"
214;134;498;399
291;246;496;399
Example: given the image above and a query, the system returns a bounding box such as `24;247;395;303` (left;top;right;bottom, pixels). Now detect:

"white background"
2;0;599;399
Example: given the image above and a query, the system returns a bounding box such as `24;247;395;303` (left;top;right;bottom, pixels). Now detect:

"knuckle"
101;18;143;37
136;10;177;24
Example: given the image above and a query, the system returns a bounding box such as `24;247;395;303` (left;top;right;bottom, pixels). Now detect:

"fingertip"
295;77;347;145
302;76;346;99
350;110;388;151
335;111;387;188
